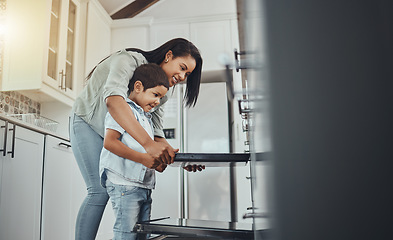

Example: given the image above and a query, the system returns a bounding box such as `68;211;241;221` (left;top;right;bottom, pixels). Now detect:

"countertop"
0;113;69;142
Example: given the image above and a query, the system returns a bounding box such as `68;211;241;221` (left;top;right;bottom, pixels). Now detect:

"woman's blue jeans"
70;113;109;240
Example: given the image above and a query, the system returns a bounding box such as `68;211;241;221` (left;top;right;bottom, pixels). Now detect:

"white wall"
40;102;72;139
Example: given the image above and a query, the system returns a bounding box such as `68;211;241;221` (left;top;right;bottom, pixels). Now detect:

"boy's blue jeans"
106;179;152;240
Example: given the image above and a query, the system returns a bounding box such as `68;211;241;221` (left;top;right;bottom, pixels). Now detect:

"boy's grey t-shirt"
72;49;167;138
99;98;155;189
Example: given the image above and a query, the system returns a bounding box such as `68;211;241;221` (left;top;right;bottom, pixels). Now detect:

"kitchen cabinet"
111;16;238;72
150;22;190;49
41;135;86;240
150;20;237;71
0;117;87;240
190;21;233;71
85;0;111;76
0;0;84;106
41;135;74;240
45;0;80;99
0;120;45;240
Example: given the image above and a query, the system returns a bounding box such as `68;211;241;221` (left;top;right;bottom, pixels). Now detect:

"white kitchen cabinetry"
85;0;111;76
0;121;45;240
45;0;80;99
190;21;233;71
149;19;235;71
113;16;237;72
150;23;190;49
41;135;86;240
0;0;83;106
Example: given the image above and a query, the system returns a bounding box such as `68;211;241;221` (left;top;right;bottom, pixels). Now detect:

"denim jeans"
106;180;152;240
69;113;109;240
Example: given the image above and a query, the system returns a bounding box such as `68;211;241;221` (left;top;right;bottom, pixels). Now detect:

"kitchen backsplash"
0;91;41;115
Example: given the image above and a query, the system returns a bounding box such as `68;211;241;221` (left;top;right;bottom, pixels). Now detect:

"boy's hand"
145;141;177;165
142;153;162;169
155;163;167;173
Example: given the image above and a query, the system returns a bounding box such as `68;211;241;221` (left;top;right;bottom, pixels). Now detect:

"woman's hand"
145;141;176;165
155;163;167;173
150;137;179;164
183;165;205;172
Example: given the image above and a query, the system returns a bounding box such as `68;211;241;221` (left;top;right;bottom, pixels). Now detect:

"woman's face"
160;51;197;87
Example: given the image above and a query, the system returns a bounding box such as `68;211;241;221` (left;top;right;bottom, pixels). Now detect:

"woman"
69;38;203;240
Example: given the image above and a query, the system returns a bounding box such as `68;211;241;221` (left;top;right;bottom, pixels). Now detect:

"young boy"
99;63;170;240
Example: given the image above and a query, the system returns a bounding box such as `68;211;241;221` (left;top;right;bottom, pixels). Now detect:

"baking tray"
133;217;256;239
171;153;250;167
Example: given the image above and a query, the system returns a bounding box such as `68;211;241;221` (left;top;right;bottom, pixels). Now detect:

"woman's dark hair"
128;38;202;107
86;38;202;107
127;63;169;95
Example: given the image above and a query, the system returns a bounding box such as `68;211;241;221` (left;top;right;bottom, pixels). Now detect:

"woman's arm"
104;128;161;169
106;96;175;164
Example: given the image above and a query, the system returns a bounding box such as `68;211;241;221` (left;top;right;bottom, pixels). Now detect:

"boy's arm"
106;96;175;164
104;129;161;169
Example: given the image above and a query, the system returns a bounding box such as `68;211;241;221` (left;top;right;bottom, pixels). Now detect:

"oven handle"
243;212;269;219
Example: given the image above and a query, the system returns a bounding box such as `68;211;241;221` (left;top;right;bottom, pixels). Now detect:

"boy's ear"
134;80;144;93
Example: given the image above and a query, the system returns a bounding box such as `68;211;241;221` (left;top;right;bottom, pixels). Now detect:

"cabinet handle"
58;142;71;148
0;121;8;156
59;70;66;91
7;124;16;158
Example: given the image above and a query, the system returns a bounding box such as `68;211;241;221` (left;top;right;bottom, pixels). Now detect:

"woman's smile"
160;53;196;87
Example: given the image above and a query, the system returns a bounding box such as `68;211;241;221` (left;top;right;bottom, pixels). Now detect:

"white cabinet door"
45;0;80;100
0;0;83;106
85;0;111;77
0;120;6;197
0;123;45;240
41;136;73;240
41;135;86;240
150;23;190;49
0;0;48;91
190;21;233;71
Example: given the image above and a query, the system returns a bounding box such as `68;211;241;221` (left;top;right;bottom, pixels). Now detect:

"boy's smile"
132;83;168;112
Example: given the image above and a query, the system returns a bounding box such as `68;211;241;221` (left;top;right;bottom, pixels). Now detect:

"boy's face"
133;83;168;112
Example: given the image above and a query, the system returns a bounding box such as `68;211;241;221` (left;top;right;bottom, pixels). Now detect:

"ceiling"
97;0;160;19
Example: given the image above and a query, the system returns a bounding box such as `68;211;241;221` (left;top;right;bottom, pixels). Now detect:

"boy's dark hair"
127;63;169;94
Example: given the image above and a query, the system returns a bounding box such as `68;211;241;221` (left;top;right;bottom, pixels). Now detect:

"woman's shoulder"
117;49;148;65
105;50;148;71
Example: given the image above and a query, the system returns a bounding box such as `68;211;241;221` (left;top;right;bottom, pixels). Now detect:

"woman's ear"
166;50;173;60
134;80;144;93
